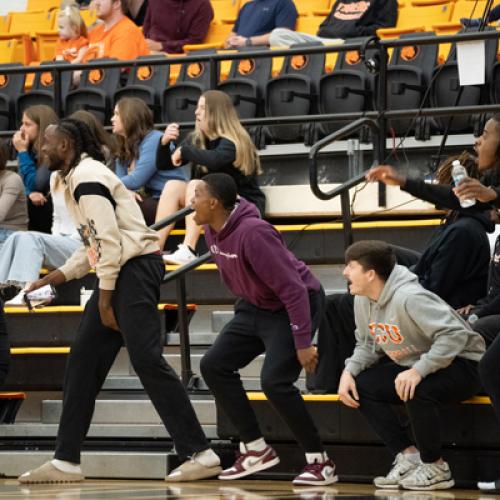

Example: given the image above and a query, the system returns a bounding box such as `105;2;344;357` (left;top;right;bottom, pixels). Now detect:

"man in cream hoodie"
17;119;221;484
338;240;485;491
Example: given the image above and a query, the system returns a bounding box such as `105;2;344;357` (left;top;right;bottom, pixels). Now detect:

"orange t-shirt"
84;17;149;62
55;36;89;62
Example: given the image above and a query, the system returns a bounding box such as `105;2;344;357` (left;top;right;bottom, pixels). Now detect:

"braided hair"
56;118;105;173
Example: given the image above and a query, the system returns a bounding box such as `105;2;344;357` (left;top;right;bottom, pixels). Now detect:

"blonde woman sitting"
155;90;265;264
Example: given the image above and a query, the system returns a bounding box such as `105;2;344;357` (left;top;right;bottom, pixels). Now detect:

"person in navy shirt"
225;0;297;48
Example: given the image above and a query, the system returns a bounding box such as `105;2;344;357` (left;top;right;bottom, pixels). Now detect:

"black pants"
201;288;326;453
473;314;500;346
0;300;10;386
480;332;500;424
356;358;480;463
54;254;209;463
312;293;356;392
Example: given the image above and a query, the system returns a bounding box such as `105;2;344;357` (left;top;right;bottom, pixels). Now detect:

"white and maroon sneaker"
293;458;338;486
218;443;280;480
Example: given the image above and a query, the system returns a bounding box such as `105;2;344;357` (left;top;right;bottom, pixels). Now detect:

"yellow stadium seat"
35;31;59;62
295;0;330;16
0;34;35;65
183;22;233;51
7;10;54;37
378;0;453;38
26;0;60;11
213;0;241;24
0;39;18;64
433;0;489;31
295;15;326;34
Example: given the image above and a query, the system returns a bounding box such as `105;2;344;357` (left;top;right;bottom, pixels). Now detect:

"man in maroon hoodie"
143;0;214;53
196;173;337;485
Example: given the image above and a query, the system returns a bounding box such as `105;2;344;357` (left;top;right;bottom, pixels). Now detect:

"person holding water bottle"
366;114;500;212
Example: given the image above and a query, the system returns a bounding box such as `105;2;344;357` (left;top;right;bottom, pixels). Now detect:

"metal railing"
309;118;380;248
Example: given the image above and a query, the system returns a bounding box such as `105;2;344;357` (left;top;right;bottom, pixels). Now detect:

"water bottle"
452;160;475;208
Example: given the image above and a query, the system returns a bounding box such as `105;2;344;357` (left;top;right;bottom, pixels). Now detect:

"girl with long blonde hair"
155;90;265;263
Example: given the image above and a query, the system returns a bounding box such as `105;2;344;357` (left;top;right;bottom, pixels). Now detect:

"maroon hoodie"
143;0;214;53
204;198;321;349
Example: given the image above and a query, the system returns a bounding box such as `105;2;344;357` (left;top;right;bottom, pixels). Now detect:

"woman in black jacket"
155;90;265;263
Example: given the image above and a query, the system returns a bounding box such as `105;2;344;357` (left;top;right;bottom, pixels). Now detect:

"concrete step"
0;451;170;479
41;398;217;425
0;422;218;439
103;375;305;392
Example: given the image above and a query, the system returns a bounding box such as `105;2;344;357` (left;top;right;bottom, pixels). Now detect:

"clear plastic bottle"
451;160;475;208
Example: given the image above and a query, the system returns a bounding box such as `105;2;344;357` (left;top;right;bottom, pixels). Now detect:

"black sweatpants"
479;332;500;424
356;357;480;463
473;314;500;346
54;254;209;464
0;300;10;386
200;288;326;453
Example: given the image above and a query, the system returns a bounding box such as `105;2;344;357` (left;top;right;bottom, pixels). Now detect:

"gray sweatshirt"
345;265;485;378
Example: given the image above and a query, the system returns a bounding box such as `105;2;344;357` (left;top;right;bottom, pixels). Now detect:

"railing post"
340;190;353;250
377;43;388;208
209;56;218;90
53;67;62;117
175;275;194;388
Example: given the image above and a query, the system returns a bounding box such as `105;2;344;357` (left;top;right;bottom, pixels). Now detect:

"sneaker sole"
373;481;400;489
402;479;455;491
165;465;222;482
218;456;280;480
292;474;339;486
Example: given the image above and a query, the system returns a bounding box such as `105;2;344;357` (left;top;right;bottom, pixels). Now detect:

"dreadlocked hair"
56;118;106;173
435;151;479;185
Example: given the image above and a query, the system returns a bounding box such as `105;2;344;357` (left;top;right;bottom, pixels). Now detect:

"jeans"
0;228;15;251
0;231;81;287
0;300;9;386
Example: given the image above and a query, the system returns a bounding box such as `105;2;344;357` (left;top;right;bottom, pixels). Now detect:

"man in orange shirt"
85;0;149;62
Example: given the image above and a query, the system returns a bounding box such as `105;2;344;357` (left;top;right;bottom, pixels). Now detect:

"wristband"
245;37;252;46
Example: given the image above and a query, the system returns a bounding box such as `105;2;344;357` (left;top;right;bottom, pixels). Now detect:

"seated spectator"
84;0;149;62
143;0;213;53
69;110;117;169
12;105;58;234
155;90;265;263
124;0;148;26
0;142;28;250
339;240;484;491
112;97;187;225
0;172;82;306
55;4;89;64
270;0;397;47
224;0;297;48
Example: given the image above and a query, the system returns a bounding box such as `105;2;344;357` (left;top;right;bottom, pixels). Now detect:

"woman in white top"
0;172;82;305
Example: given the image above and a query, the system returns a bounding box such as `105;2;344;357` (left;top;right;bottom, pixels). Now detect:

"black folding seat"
161;49;217;124
385;32;438;140
217;46;272;147
318;37;377;138
431;27;498;135
65;58;121;123
0;64;25;130
17;60;72;121
264;42;325;145
113;55;169;122
218;46;271;119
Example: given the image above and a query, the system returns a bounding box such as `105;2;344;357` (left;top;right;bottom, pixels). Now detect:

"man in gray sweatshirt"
338;240;485;491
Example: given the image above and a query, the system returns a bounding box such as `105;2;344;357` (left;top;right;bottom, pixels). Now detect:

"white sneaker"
162;244;197;265
4;290;26;307
374;452;420;489
400;461;455;491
